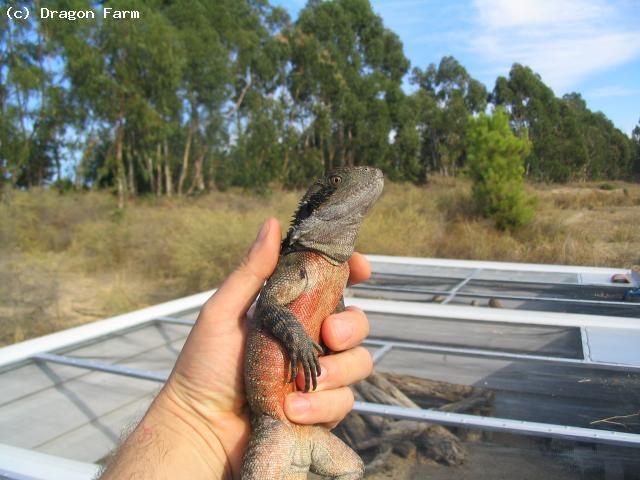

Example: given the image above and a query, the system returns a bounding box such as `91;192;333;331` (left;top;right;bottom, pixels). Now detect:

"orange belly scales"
245;251;349;421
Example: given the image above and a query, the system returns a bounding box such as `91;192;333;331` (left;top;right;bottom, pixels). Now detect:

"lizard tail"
241;415;364;480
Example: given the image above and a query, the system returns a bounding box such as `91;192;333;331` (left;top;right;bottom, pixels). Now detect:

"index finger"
347;252;371;286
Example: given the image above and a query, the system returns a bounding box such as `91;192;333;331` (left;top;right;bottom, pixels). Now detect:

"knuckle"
359;346;374;372
346;307;369;337
344;387;355;409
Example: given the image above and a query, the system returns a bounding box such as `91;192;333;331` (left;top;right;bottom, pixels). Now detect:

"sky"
271;0;640;135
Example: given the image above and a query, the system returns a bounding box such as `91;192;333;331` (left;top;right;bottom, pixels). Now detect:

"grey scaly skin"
241;166;384;479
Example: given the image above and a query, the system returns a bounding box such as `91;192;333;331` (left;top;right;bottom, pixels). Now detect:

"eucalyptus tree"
287;0;410;175
51;0;183;203
562;93;634;180
632;121;640;176
492;64;634;181
411;56;487;181
0;4;70;187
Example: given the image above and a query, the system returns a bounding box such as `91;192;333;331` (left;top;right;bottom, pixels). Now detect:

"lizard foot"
288;333;323;392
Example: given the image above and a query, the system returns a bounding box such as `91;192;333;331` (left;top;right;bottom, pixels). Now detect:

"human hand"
147;218;373;478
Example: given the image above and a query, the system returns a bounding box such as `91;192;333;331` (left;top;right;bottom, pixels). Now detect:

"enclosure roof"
0;255;638;479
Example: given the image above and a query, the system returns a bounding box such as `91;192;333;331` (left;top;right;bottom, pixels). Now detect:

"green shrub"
466;109;534;230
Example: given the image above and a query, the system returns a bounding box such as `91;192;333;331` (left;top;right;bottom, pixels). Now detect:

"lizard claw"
287;334;323;392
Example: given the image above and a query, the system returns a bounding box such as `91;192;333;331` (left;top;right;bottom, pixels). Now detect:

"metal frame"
353;283;638;307
26;339;640;448
32;353;169;382
441;268;481;304
353;402;640;447
0;290;213;369
365;254;637;278
2;255;640;479
0;443;99;480
362;338;640;371
0;469;39;480
345;297;640;330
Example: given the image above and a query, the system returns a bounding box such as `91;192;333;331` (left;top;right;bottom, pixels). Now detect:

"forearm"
100;389;230;480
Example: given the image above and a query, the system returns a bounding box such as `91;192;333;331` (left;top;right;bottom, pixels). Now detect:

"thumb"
206;217;281;317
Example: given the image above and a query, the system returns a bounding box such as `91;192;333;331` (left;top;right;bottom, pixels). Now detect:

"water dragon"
242;166;384;479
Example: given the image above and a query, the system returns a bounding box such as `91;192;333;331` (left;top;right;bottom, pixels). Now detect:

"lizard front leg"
254;252;322;392
259;303;323;391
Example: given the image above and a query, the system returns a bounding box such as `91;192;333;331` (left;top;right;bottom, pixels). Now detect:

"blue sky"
272;0;640;135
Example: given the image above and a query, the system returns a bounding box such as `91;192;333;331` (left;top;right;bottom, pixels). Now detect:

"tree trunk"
208;153;216;190
115;115;126;208
126;142;136;197
54;146;61;183
188;148;206;195
155;143;162;196
347;127;354;166
163;138;172;197
337;124;345;167
145;153;155;192
177;122;193;195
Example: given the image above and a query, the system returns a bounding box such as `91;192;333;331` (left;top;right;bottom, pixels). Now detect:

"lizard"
241;166;384;479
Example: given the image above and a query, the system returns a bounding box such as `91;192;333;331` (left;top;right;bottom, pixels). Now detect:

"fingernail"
332;319;354;344
256;220;270;243
288;393;311;413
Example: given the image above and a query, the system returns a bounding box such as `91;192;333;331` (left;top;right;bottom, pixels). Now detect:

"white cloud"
469;0;640;91
589;86;638;98
474;0;609;28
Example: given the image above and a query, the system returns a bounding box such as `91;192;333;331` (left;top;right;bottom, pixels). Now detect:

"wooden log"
364;444;393;475
346;371;498;468
352;387;386;433
355;420;466;465
418;425;466;465
382;371;478;402
353;379;403;408
438;391;490;413
366;371;420;409
393;441;417;459
339;413;370;446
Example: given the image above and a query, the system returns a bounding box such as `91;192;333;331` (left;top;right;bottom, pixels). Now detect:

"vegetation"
467;109;533;230
1;1;639;345
1;0;638;201
2;181;639;346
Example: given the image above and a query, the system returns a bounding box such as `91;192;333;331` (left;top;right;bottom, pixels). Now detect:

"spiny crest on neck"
281;181;337;253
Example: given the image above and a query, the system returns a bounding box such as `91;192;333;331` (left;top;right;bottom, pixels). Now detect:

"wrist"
150;386;232;477
100;386;230;480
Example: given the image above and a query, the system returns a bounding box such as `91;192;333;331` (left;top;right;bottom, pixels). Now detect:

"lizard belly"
246;252;349;422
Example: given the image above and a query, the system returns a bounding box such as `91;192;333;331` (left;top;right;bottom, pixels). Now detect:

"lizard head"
283;166;384;262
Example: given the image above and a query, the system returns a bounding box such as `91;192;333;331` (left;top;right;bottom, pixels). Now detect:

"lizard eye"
330;175;342;185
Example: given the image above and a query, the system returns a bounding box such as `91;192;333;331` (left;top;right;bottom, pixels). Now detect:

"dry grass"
1;177;639;346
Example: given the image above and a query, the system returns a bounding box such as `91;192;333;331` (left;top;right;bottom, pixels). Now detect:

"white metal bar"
371;344;393;364
32;353;170;382
367;270;634;289
354;283;637;307
155;316;196;327
0;444;99;480
155;314;640;368
581;327;592;362
0;469;39;480
345;297;640;331
0;290;215;369
362;338;640;370
442;269;481;304
365;254;634;277
353;401;640;447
